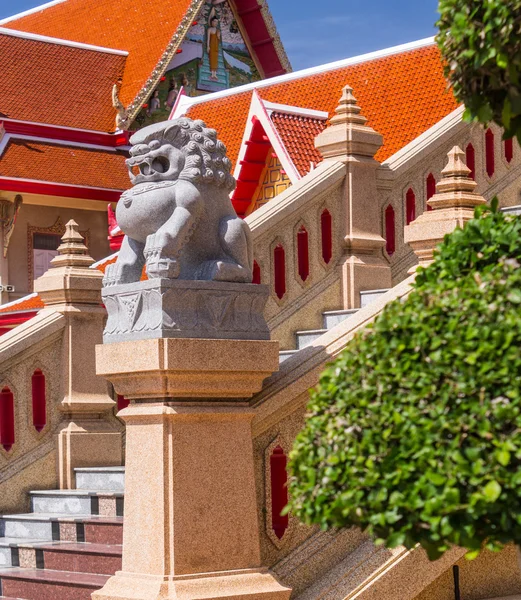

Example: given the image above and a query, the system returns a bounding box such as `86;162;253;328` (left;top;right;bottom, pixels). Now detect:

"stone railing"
246;161;346;349
0;221;123;513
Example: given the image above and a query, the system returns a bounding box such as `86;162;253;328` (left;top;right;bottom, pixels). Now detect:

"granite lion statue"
103;118;253;285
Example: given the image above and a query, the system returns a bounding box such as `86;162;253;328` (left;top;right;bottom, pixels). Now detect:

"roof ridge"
0;26;128;56
0;0;67;25
176;36;436;115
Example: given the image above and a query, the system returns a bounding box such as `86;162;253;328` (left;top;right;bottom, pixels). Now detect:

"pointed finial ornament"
315;83;382;160
330;85;368;127
50;220;95;269
404;146;487;269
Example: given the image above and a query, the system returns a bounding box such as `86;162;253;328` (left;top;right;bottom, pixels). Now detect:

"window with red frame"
252;260;261;284
405;189;416;224
32;369;46;432
486;129;495;177
426;174;436;211
385;205;395;256
270;446;289;539
297;226;310;282
466;143;476;180
505;138;514;164
273;245;286;300
320;209;332;264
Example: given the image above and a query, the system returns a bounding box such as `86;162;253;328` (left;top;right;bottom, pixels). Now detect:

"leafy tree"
436;0;521;143
287;202;521;560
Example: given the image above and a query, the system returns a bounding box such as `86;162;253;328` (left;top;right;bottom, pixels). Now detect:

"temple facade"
0;1;520;599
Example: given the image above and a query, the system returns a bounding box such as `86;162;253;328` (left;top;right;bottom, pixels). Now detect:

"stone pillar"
34;220;122;489
404;146;487;270
315;85;392;309
93;289;290;600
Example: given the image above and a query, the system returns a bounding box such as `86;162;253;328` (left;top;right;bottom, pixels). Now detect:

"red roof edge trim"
0;178;123;201
1;120;130;147
0;312;38;326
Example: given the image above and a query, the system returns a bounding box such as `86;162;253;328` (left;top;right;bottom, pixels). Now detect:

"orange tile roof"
0;31;126;131
187;44;459;166
4;0;196;110
270;112;325;177
0;140;130;190
0;294;44;313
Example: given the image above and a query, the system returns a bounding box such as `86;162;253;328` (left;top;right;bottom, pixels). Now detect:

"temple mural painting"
133;0;261;130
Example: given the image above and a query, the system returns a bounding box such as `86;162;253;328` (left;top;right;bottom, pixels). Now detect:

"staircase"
279;289;389;362
0;467;124;599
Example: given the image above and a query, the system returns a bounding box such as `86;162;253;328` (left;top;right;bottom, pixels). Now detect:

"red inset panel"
0;387;15;451
117;395;130;411
426;173;436;211
297;226;310;282
252;260;261;284
32;369;46;433
270;446;289;540
486;129;495;177
505;138;514;164
385;205;396;256
273;245;286;300
466;143;476;180
321;209;333;264
406;188;416;224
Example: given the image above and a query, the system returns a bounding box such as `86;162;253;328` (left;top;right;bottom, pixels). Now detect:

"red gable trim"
1;120;129;147
0;177;123;202
0;312;38;327
234;0;287;78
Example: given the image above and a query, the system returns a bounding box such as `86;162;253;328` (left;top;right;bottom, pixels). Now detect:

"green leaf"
483;481;502;502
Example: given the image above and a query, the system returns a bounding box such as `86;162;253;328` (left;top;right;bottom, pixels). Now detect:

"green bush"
437;0;521;142
287;202;521;560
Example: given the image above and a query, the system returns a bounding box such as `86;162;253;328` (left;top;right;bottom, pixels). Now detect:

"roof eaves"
257;0;292;74
263;101;328;120
0;26;128;56
0;0;67;25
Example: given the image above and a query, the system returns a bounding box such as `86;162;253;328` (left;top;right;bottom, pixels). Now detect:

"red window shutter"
273;245;286;300
385;205;395;256
270;446;289;539
505;138;514;163
466;144;476;180
426;174;436;211
406;189;416;224
486;129;495;177
320;209;332;264
252;260;261;285
117;395;130;411
297;227;310;282
0;387;15;451
32;369;46;433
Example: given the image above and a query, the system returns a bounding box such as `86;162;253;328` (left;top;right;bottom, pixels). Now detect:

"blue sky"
0;0;440;70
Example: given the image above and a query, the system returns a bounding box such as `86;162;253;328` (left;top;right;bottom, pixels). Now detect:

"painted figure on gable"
207;8;221;81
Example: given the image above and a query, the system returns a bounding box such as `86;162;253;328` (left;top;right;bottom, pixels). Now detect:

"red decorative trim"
466;143;476;181
0;312;38;326
385;205;395;256
252;260;261;284
273;244;286;300
270;446;289;540
32;369;47;433
405;188;416;224
0;386;15;452
320;209;332;264
0;178;123;202
486;129;495;177
505;138;514;164
0;120;129;147
426;173;436;211
117;395;130;412
297;226;309;282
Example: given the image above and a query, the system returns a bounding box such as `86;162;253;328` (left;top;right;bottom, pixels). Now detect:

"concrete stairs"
279;289;389;362
0;466;124;599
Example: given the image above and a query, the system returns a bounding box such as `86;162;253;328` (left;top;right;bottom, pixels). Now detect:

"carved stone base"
102;279;270;343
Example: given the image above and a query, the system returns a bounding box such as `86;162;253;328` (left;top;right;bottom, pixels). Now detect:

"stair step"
295;329;327;350
75;467;125;492
0;514;64;542
322;309;359;329
279;350;298;363
360;289;389;308
36;542;122;575
83;517;123;545
30;491;123;517
0;567;109;600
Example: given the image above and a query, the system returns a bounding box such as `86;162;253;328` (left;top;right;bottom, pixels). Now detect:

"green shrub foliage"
287;202;521;560
437;0;521;142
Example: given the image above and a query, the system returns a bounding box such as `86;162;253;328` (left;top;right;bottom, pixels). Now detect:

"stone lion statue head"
127;117;236;192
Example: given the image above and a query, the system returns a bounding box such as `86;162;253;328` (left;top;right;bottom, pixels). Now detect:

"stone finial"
329;85;368;127
315;84;383;161
404;146;487;269
34;219;103;307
